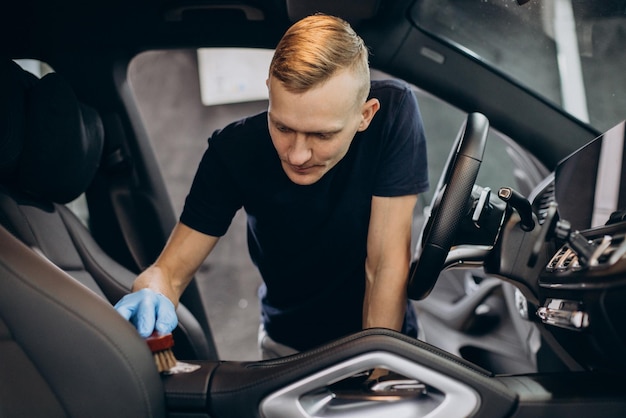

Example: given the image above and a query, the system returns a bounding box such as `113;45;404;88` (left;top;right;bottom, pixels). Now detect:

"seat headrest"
0;60;37;178
18;72;104;204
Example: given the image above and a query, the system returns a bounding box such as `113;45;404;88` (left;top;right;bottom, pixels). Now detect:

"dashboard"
528;121;626;372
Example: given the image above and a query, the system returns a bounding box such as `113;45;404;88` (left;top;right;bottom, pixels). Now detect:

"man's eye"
314;133;331;140
277;125;291;133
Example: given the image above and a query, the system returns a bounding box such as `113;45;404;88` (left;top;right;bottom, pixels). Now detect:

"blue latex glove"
114;288;178;337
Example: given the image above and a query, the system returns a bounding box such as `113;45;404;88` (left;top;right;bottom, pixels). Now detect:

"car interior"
0;62;217;362
2;0;626;417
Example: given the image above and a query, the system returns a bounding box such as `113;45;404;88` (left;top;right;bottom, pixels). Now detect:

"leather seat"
0;59;216;361
0;225;166;417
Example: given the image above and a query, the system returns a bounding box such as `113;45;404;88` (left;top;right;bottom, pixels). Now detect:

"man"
115;14;429;358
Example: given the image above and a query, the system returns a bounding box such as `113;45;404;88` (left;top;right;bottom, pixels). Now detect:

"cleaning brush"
146;332;177;373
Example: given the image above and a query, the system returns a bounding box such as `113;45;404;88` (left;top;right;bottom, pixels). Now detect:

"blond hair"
269;14;371;104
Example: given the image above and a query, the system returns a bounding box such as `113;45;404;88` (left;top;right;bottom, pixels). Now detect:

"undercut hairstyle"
269;14;371;104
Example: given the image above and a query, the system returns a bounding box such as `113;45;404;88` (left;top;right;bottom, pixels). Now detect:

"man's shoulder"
207;111;270;158
212;111;268;141
369;78;412;99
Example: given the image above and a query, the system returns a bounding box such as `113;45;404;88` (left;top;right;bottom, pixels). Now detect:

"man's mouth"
292;165;312;173
286;162;316;173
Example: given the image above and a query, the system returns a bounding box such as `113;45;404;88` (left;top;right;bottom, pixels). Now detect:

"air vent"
546;234;626;273
546;246;580;272
535;180;555;225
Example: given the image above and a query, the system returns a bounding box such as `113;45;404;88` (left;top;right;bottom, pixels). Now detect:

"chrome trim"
370;379;426;393
260;352;480;418
609;237;626;265
588;235;612;267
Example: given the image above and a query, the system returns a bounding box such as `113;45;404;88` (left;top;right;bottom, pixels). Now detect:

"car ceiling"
1;0;406;57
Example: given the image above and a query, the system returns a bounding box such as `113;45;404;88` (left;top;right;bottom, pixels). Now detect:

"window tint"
412;0;626;132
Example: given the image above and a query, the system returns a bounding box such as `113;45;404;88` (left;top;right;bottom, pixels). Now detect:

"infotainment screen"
555;120;626;231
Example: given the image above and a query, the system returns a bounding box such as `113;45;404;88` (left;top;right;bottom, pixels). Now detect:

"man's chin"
285;172;322;186
282;166;325;186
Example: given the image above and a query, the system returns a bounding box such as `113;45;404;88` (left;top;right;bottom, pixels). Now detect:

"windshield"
412;0;626;132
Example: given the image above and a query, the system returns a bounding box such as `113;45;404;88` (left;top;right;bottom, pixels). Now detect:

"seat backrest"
0;224;166;418
0;60;217;361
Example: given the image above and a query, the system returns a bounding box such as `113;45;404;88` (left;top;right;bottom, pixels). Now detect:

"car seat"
0;59;217;361
0;224;166;417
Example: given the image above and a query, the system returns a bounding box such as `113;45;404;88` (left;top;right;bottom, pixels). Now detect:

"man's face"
267;70;379;186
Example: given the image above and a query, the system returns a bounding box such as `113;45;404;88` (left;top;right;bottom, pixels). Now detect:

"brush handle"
146;331;174;352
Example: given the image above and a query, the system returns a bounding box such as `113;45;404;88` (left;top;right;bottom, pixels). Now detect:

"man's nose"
287;134;312;166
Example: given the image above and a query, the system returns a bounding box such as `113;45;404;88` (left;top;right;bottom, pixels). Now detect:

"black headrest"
18;72;104;204
0;60;37;178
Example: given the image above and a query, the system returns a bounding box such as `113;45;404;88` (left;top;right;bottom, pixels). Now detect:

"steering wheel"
408;112;489;300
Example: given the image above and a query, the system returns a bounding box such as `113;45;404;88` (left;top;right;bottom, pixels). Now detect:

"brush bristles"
154;349;177;372
146;332;177;373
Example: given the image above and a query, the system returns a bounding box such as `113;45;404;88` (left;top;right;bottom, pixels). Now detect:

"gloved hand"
114;288;178;337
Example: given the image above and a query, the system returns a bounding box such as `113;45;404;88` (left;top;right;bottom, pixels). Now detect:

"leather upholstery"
0;226;166;418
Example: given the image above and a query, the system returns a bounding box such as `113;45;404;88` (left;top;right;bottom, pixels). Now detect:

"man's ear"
357;98;381;132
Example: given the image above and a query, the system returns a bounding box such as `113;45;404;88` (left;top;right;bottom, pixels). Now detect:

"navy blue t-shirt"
181;79;429;350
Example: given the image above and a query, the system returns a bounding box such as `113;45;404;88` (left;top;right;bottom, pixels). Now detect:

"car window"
412;0;626;133
128;48;538;359
197;48;274;106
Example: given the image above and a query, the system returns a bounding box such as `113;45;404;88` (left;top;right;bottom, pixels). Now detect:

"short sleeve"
179;138;243;237
373;83;429;197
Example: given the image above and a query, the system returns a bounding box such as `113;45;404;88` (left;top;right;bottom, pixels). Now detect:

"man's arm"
115;221;219;336
132;221;220;306
363;194;418;331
